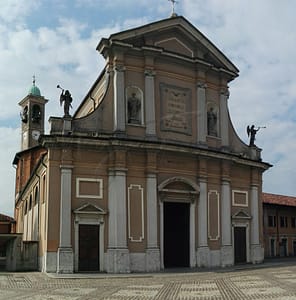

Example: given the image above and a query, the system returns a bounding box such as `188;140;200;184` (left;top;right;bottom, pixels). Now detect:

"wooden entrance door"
234;226;247;264
164;202;190;268
79;224;99;271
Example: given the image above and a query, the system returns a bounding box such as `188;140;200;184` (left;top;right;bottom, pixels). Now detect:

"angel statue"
247;125;260;147
57;85;72;117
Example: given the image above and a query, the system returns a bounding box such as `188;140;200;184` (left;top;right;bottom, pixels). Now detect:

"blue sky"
1;0;296;216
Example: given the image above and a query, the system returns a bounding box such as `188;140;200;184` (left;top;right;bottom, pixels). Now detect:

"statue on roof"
57;85;72;117
247;125;266;147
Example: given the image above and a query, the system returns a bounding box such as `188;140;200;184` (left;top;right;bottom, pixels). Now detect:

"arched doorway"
158;177;199;269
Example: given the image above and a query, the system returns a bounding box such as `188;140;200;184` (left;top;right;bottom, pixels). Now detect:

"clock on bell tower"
19;77;48;151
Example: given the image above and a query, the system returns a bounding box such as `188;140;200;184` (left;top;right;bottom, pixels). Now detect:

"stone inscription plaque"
160;83;192;135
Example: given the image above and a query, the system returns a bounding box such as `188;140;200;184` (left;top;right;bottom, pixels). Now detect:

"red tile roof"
0;213;15;222
262;192;296;207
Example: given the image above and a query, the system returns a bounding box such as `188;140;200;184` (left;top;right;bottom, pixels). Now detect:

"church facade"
13;16;271;273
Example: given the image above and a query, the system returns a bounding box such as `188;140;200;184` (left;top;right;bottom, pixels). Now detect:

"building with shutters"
13;15;271;273
263;192;296;258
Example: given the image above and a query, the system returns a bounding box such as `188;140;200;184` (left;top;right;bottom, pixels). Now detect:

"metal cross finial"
32;74;36;86
168;0;178;17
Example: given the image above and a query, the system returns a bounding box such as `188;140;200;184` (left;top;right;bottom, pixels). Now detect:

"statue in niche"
127;92;141;124
207;106;217;136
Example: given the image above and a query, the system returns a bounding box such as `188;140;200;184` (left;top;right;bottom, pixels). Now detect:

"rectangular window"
268;215;276;227
291;217;296;228
280;216;288;228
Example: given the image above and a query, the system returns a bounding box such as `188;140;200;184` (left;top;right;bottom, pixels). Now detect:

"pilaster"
220;88;230;148
197;82;207;145
57;165;73;273
250;184;264;263
221;178;233;266
107;167;130;273
190;201;196;267
196;176;210;267
145;69;156;136
113;64;126;132
146;173;158;247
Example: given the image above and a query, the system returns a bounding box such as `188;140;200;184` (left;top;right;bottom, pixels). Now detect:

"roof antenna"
168;0;178;17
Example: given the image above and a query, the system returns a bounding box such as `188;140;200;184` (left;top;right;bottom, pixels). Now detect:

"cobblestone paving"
0;263;296;299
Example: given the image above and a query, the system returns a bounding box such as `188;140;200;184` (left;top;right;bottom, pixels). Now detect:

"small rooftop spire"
168;0;178;17
28;75;41;96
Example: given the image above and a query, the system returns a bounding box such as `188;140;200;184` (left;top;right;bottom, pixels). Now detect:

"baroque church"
13;15;271;273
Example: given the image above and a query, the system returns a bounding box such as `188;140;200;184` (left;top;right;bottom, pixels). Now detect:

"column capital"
144;69;156;77
60;164;74;170
108;167;128;176
197;81;207;89
220;87;230;98
221;177;231;184
198;176;208;183
113;64;126;72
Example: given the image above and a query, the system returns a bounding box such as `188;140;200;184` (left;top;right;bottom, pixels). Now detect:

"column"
250;185;263;263
221;179;233;266
107;168;130;273
145;69;156;136
220;88;230;148
196;178;210;267
57;165;73;273
113;65;126;132
197;82;207;145
145;173;160;271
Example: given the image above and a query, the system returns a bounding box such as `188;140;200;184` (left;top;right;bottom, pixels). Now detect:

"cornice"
41;135;271;171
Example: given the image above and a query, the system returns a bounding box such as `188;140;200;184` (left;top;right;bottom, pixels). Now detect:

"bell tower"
19;77;48;150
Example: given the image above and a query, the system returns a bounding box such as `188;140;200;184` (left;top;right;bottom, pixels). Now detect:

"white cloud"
0;0;41;24
0;127;19;216
1;1;296;217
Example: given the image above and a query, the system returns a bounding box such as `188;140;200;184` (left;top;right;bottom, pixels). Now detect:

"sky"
0;0;296;217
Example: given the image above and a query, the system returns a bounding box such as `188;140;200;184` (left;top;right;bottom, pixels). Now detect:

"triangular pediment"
74;203;107;215
98;16;239;75
232;210;252;220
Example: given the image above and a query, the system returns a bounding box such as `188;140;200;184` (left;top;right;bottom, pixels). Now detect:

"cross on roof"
168;0;178;17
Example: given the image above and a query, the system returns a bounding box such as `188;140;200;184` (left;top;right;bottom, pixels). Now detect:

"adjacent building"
0;213;16;270
263;192;296;258
13;15;271;273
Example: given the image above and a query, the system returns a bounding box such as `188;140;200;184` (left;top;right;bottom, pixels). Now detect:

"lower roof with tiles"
262;192;296;207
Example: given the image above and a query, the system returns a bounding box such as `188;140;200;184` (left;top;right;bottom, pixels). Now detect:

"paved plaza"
0;260;296;299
